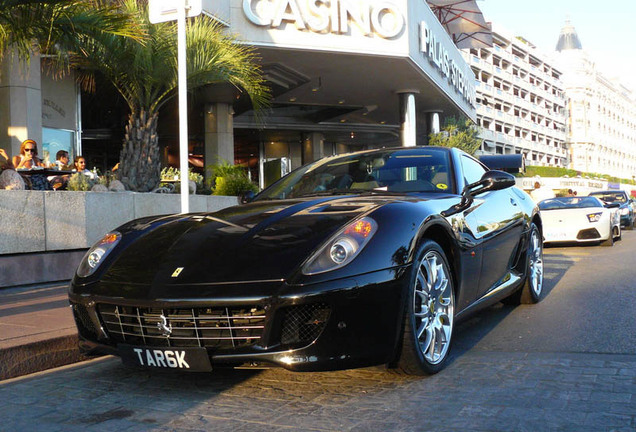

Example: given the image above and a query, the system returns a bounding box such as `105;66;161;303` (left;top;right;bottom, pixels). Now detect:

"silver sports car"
539;196;621;246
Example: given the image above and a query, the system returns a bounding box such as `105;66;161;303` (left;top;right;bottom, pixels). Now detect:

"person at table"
12;139;45;170
47;150;72;190
0;148;13;170
72;156;97;180
0;147;24;189
53;150;71;170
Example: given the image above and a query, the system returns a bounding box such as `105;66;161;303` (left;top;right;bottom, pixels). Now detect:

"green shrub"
160;166;205;193
67;173;94;191
213;172;258;196
206;161;259;196
523;166;636;185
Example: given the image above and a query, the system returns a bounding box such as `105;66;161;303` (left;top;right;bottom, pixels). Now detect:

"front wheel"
395;240;455;375
601;222;614;247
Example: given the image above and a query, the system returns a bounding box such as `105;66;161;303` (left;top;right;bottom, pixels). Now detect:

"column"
0;50;43;157
398;91;418;147
301;132;325;163
428;111;442;134
204;102;234;168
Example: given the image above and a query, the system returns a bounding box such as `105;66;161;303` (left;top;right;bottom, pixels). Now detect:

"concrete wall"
0;191;238;287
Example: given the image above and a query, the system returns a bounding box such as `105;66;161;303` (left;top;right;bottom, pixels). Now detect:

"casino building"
0;0;478;188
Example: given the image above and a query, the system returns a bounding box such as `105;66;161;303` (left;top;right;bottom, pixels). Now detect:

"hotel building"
461;26;568;167
554;21;636;180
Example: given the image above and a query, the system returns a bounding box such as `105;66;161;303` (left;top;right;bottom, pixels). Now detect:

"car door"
459;155;525;300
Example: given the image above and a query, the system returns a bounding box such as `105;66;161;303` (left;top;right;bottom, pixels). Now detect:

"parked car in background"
539;196;621;246
68;146;543;376
588;190;635;230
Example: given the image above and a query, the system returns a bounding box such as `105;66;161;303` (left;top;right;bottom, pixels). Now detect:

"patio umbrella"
427;0;493;50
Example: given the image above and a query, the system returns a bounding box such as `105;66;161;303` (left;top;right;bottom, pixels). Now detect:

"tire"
395;240;455;375
601;223;614;247
504;222;544;305
627;216;634;231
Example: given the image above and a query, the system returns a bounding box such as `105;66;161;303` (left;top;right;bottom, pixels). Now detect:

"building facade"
1;0;479;189
554;22;636;180
0;52;81;167
461;26;568;167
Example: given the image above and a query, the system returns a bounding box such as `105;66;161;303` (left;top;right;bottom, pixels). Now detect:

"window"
461;155;487;186
42;128;75;166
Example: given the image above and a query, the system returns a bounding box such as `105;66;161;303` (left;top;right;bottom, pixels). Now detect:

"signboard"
149;0;202;23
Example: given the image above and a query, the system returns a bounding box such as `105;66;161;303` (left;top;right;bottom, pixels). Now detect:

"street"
2;233;636;432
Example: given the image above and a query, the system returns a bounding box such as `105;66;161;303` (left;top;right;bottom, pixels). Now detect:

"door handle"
510;198;517;206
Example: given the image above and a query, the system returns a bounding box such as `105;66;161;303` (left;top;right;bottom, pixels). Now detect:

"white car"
538;196;621;246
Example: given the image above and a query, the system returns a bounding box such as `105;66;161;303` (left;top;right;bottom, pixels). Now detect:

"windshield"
589;191;627;203
255;147;453;201
539;196;603;210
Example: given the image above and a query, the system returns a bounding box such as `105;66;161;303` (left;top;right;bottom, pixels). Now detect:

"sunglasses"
25;148;36;153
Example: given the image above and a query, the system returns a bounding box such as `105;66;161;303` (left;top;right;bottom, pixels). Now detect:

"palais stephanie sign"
419;19;475;108
242;0;405;38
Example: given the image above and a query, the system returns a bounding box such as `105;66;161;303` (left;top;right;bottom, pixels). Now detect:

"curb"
0;334;91;381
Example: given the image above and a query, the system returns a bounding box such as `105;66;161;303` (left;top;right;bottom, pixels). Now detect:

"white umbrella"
427;0;493;50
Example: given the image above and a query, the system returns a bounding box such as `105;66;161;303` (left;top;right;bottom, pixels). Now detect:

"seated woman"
12;139;45;170
12;140;50;190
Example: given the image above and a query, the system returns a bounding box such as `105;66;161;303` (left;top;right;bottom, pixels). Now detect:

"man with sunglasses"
12;139;45;170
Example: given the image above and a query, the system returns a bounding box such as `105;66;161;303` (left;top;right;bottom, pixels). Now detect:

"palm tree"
0;0;141;61
72;0;270;191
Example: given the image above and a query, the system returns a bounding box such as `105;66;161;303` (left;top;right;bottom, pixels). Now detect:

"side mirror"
470;170;516;196
441;170;515;217
240;190;256;204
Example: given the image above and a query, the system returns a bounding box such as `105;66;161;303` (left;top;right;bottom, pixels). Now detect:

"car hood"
101;195;392;285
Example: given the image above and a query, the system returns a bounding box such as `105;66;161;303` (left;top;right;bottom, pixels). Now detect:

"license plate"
119;344;212;372
545;231;567;240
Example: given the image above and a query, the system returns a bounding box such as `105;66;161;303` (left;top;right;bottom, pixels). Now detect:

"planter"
0;190;238;255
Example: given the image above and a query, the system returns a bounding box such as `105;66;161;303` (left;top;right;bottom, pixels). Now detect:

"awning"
427;0;493;50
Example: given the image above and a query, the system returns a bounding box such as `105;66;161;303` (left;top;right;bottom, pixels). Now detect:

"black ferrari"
69;146;544;375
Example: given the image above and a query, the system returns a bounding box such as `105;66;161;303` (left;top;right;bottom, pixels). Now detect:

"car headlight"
76;231;122;278
586;212;602;223
302;217;378;275
620;207;629;215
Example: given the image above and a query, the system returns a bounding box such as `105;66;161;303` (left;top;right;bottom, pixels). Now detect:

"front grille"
97;304;266;349
280;303;331;345
577;228;600;240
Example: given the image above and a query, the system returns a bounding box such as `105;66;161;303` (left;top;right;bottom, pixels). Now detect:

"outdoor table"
16;168;73;177
17;168;73;190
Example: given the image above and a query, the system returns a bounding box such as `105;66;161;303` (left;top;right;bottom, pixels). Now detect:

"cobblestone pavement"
1;349;634;432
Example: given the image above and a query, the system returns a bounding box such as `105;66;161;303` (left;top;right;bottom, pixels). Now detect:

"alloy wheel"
527;227;544;297
412;250;454;365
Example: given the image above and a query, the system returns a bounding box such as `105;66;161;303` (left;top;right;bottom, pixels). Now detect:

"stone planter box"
0;190;238;255
0;190;238;287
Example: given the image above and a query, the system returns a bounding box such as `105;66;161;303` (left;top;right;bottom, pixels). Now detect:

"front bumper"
69;267;409;372
620;214;632;227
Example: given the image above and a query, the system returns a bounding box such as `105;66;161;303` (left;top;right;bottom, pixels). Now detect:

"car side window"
461;155;487;186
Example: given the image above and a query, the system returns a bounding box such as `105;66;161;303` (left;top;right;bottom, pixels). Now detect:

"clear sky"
477;0;636;92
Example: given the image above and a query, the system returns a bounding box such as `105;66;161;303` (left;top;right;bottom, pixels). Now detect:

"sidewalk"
0;282;88;380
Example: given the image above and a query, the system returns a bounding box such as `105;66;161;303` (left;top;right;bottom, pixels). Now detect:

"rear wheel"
395;240;454;375
504;223;544;305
